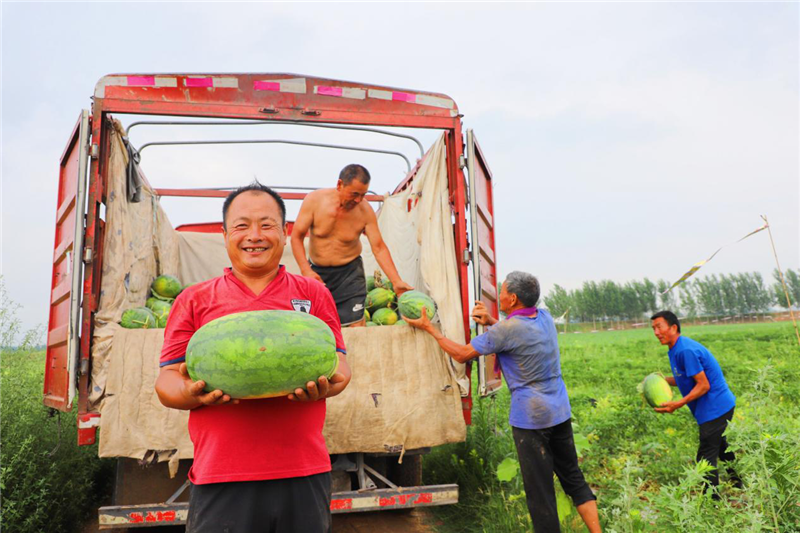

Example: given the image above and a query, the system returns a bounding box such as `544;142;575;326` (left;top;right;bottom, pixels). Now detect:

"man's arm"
665;376;677;387
362;207;413;295
654;371;710;413
291;195;324;284
405;306;480;363
155;362;237;410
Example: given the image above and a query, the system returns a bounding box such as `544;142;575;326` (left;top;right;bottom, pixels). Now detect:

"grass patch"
425;322;800;532
1;349;114;533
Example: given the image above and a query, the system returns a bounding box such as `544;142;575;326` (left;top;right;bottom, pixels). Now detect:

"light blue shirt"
471;309;571;430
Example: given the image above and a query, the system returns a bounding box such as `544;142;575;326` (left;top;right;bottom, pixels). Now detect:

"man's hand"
301;268;325;285
392;280;414;296
178;363;238;407
403;306;434;333
288;356;352;402
654;400;682;414
471;301;497;326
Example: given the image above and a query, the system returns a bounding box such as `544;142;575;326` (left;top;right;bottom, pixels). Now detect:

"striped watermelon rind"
642;373;673;408
397;290;437;320
365;288;395;314
372;308;399;326
186;310;339;399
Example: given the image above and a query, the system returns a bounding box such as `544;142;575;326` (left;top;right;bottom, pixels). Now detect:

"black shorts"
311;257;367;326
187;472;332;533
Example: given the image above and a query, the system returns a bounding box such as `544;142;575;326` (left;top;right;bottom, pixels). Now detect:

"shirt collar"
507;306;538;319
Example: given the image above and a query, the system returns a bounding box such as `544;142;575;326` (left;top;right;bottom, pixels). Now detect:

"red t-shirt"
160;266;346;484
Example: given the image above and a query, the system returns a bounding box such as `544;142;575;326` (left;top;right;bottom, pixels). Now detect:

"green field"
424;322;800;532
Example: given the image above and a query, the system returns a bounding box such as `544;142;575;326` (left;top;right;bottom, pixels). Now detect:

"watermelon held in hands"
186;310;339;399
120;307;157;329
640;373;673;408
397;290;437;320
365;288;395;314
151;275;183;300
372;308;399;326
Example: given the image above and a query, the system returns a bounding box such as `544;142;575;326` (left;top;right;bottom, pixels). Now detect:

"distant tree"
657;279;677;312
695;275;725;317
636;278;659;315
621;282;642;320
544;284;572;319
773;268;800;310
581;281;603;324
679;282;698;319
599;280;623;320
718;274;740;315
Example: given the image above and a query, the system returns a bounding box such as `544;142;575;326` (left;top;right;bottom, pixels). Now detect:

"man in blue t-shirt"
405;271;601;533
650;310;742;492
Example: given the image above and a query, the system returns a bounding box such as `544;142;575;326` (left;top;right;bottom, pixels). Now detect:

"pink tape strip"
254;81;281;91
317;86;343;97
392;91;416;103
186;77;213;88
127;76;155;86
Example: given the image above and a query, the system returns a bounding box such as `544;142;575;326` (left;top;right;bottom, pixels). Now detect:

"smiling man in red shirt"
155;183;351;533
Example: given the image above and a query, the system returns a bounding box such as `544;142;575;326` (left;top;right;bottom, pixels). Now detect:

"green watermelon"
150;291;175;303
366;321;378;327
151;275;183;300
146;299;172;329
373;308;399;326
186;310;339;399
120;307;157;329
641;373;673;408
397;290;437;320
366;276;376;292
365;288;395;314
395;320;407;326
364;309;371;322
379;279;393;292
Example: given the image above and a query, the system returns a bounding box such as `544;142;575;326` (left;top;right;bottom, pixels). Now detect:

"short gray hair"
504;271;540;307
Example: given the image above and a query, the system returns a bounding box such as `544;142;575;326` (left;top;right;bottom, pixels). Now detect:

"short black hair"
651;310;681;333
222;182;286;230
505;271;541;307
339;164;371;186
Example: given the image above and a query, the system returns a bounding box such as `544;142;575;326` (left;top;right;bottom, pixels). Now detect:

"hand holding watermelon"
153;363;239;409
288;358;351;402
403;306;434;333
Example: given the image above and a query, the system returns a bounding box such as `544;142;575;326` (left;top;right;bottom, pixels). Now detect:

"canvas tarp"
94;129;467;465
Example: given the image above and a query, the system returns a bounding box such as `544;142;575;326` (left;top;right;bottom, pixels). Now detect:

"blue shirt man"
651;310;741;493
471;308;572;430
403;272;601;533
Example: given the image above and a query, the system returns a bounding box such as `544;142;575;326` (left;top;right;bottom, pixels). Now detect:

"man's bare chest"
312;207;366;240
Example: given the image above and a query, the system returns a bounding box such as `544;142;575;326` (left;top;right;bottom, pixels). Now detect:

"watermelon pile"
638;373;674;408
186;310;339;399
361;271;438;328
120;274;185;329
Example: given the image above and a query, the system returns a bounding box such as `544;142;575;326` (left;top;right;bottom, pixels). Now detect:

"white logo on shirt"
352;302;364;312
291;299;312;313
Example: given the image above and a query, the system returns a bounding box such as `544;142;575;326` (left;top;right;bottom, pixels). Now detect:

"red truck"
45;73;502;528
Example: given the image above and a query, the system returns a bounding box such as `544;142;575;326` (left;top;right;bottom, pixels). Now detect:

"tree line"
542;269;800;322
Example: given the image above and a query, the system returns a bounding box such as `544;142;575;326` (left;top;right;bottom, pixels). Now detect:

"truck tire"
389;455;422;487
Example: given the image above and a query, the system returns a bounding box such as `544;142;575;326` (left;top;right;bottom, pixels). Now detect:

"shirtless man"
292;164;413;326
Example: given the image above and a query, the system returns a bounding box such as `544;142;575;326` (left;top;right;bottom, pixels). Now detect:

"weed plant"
1;283;114;533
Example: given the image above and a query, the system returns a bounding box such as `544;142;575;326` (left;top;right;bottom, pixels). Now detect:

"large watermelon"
641;373;673;408
397;290;437;320
365;288;395;314
120;307;157;329
366;276;376;292
151;275;183;300
186;310;339;399
373;308;399;326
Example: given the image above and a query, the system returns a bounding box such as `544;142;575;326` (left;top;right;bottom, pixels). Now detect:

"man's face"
223;191;286;276
336;179;369;211
498;282;516;314
651;317;678;345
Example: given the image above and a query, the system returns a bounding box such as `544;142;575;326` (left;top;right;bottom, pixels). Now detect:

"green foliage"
1;352;114;533
426;322;800;532
1;281;114;532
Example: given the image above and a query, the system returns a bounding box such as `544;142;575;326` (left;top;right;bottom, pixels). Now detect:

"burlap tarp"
94;125;466;465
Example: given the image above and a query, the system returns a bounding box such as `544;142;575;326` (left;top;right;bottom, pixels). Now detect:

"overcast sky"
2;2;798;333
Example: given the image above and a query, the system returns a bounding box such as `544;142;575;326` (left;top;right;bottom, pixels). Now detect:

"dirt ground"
82;508;436;532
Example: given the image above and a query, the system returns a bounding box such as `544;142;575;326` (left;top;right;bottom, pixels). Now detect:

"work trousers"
697;407;740;490
513;420;596;533
187;472;332;533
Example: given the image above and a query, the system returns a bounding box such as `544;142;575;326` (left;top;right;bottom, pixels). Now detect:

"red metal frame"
68;73;493;446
